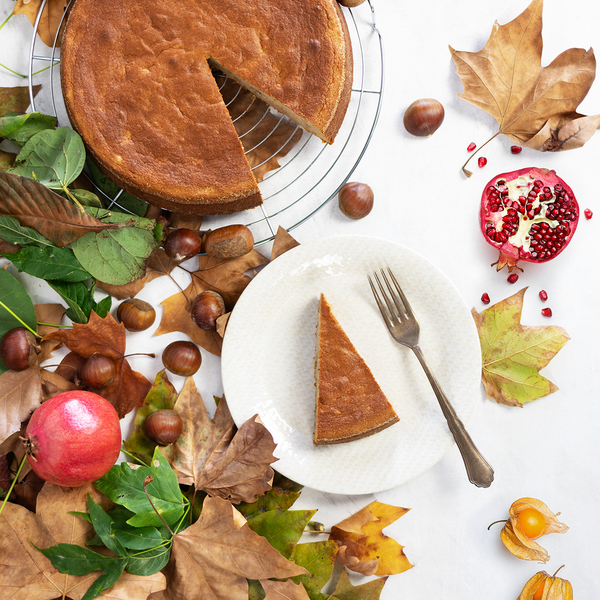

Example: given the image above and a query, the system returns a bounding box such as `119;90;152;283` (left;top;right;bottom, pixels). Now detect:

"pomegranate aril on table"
480;167;579;272
481;292;490;304
478;156;487;168
510;145;522;154
541;308;553;317
539;290;548;301
507;273;519;284
467;142;477;152
584;208;593;219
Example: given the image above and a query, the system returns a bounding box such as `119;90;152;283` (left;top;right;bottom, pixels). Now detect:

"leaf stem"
167;271;192;306
0;453;28;517
120;448;150;467
143;476;175;536
552;565;566;578
36;321;72;328
487;518;507;530
0;300;39;337
461;131;501;178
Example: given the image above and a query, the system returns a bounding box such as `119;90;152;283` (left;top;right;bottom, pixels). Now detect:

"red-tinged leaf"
0;172;123;247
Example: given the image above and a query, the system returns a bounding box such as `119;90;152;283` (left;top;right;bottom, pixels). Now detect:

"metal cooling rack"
28;1;384;247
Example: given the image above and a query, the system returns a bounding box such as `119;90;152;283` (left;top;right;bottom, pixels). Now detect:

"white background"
1;0;599;598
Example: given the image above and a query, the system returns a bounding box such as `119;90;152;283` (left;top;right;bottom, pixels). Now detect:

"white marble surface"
2;0;600;598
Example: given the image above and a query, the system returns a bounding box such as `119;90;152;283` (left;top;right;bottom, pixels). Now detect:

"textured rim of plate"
221;235;482;495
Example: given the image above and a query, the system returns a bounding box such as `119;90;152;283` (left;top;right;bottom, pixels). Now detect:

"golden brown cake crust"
60;0;353;215
314;294;399;445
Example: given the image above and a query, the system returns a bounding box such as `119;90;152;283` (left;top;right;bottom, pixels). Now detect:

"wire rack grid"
28;0;384;247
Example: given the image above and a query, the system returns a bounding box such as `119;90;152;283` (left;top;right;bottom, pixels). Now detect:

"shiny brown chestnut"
0;327;39;371
80;353;118;388
144;409;183;445
117;299;156;332
403;98;445;137
164;228;203;262
191;291;225;331
162;340;202;377
204;224;254;259
338;182;374;219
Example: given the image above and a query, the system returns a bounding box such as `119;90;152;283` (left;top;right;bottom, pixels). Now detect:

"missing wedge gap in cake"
209;58;334;144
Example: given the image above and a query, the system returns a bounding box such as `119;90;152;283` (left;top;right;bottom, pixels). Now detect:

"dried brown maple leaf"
162;379;277;503
271;226;301;261
156;249;268;356
39;367;79;401
450;0;600;176
0;482;166;599
13;0;69;48
43;311;152;418
329;501;413;576
0;366;41;445
147;496;307;600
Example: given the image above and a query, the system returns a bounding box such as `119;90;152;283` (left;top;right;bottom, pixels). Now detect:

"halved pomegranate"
480;167;579;272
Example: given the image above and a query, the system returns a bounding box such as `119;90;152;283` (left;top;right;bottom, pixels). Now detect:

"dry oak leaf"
42;311;152;418
0;172;124;247
156;249;268;356
13;0;69;47
0;366;41;445
96;248;177;300
329;501;413;576
450;0;600;175
148;496;307;600
518;568;573;600
472;288;570;407
0;482;167;599
500;497;568;563
161;378;277;503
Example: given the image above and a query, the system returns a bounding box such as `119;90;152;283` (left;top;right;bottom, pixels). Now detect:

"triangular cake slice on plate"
314;294;399;445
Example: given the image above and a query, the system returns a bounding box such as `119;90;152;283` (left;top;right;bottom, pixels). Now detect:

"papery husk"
501;497;568;562
518;570;573;600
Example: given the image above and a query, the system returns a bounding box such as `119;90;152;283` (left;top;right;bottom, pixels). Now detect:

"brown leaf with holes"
42;311;151;418
0;172;124;247
271;227;301;261
96;248;176;299
329;501;413;576
0;482;167;599
0;367;42;446
450;0;600;175
35;303;66;365
147;496;306;600
156;249;268;356
13;0;69;47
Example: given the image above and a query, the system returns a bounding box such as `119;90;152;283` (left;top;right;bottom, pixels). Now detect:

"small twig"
0;454;28;517
0;301;39;337
143;476;174;536
487;519;507;530
552;565;566;578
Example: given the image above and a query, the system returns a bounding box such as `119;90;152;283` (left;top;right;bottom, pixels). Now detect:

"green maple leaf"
472;287;570;406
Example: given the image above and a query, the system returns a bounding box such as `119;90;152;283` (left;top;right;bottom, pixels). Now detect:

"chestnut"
0;327;39;371
162;340;202;377
191;291;225;331
117;298;156;332
338;0;366;6
144;409;183;445
204;224;254;259
80;353;117;388
164;228;202;262
338;182;374;219
403;98;445;137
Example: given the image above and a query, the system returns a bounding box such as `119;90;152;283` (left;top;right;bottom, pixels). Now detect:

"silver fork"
368;267;494;488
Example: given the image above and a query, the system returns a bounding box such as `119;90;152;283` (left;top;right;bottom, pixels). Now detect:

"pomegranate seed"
539;290;548;301
510;145;522;154
507;273;519;284
478;157;487;168
481;293;490;304
584;208;593;219
467;142;476;152
541;308;553;317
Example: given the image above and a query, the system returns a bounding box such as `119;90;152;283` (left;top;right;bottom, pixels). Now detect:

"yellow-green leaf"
471;288;570;406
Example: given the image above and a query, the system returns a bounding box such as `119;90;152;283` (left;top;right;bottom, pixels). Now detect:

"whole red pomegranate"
480;167;579;271
23;390;121;487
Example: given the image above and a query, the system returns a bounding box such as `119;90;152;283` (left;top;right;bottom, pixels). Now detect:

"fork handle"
412;345;494;488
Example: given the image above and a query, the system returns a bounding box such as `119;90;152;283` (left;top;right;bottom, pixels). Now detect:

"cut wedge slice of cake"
314;294;399;445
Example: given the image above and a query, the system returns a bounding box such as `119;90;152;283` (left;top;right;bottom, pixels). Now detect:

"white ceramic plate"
221;235;482;495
